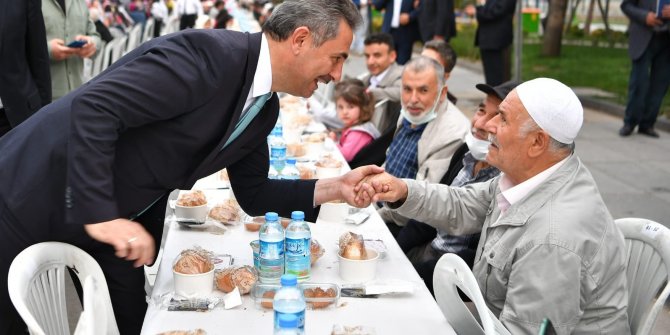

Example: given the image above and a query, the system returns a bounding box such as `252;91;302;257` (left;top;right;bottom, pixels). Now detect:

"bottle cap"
291;211;305;220
278;313;298;329
286;158;297;165
280;274;297;286
265;212;279;221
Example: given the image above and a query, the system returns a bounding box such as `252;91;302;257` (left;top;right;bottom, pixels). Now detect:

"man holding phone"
43;0;100;100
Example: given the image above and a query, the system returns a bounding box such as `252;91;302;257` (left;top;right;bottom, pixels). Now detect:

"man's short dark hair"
364;33;395;51
423;40;457;73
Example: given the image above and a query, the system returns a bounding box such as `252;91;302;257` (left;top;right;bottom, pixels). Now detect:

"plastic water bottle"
285;211;311;281
274;313;301;335
269;158;280;179
259;212;284;283
274;274;306;332
268;125;286;172
280;158;300;180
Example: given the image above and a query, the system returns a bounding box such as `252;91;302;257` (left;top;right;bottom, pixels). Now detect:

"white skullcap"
516;78;583;144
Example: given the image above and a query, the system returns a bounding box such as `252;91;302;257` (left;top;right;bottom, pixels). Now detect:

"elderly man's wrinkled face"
364;42;396;76
292;20;352;97
484;90;535;175
472;94;502;140
401;68;444;118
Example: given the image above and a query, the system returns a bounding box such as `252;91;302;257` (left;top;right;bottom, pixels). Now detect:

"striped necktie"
222;92;272;149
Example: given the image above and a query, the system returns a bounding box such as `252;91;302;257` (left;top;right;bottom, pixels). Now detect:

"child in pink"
329;79;380;162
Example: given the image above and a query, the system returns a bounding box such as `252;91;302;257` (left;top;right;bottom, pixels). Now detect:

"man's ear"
290;26;311;54
528;130;550;158
389;49;397;63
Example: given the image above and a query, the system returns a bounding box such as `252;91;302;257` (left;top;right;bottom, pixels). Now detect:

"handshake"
316;165;410;208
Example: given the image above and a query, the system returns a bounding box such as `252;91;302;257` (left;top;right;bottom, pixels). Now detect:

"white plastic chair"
111;35;128;64
615;218;670;335
7;242;119;335
433;253;510;335
90;40;107;78
142;18;155;44
125;24;143;54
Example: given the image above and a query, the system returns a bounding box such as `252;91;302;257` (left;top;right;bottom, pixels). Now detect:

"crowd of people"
0;0;665;334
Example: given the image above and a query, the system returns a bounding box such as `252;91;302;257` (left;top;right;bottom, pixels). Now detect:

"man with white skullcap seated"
355;78;630;334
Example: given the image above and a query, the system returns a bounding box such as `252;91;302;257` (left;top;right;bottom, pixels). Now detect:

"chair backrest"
73;276;109;335
90;40;107;78
101;38;118;73
125;24;143;53
433;253;510;335
615;218;670;335
142;18;155;44
111;35;128;64
7;242;119;335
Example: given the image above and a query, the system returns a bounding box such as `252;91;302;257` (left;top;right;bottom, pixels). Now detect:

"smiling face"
400;67;444;117
472;94;503;140
289;20;352;98
336;97;362;128
484;90;536;177
364;42;396;76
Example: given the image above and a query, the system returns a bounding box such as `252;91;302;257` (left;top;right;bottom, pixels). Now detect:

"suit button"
489;251;495;258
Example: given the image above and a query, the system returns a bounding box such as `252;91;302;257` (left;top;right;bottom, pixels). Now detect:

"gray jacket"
390;154;630;334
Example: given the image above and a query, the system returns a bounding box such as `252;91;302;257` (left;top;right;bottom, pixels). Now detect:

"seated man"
313;33;403;133
358;78;630;334
378;56;470;236
396;80;519;294
421;39;458;104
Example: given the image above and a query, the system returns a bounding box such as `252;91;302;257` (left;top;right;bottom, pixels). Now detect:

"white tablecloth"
141;145;454;334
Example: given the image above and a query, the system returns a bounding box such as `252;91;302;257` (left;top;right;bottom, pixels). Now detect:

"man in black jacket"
475;0;516;86
0;1;384;333
0;0;51;137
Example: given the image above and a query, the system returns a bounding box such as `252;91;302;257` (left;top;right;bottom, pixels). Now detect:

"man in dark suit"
373;0;421;64
0;0;51;137
418;0;456;42
619;0;670;138
475;0;516;86
0;1;382;333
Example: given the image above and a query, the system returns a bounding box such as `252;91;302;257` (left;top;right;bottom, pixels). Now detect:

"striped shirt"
385;119;427;179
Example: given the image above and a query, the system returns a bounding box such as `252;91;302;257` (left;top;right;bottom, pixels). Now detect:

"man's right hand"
355;172;408;204
49;39;75;61
646;12;663;27
84;219;155;267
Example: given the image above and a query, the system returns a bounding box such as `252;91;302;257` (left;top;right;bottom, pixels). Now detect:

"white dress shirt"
368;67;390;89
241;33;273;116
391;0;402;28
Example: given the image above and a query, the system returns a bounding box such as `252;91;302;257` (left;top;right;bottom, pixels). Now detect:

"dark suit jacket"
374;0;421;38
0;0;51;128
0;30;318;249
475;0;517;50
621;0;667;60
418;0;456;41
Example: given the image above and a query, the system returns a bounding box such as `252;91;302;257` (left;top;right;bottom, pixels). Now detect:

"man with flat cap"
356;78;630;333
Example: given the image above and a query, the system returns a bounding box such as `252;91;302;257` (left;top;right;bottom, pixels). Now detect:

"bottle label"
260;240;284;259
274;310;305;330
285;237;310;279
270;147;286;159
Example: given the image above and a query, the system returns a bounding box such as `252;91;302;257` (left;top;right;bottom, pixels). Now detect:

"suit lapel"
183;32;263;186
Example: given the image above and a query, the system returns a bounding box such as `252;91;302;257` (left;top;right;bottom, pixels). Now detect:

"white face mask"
400;86;443;126
465;131;491;161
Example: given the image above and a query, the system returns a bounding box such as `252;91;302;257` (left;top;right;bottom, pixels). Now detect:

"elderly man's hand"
74;35;97;59
314;165;385;207
354;172;408;205
84;219;155;267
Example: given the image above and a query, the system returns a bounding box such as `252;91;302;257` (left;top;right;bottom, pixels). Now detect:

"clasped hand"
352;169;408;207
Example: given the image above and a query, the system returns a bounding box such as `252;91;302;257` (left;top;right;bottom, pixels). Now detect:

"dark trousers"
0;108;10;138
390;29;417;65
624;34;670;130
480;46;511;87
153;19;163;38
179;14;197;30
0;195;168;334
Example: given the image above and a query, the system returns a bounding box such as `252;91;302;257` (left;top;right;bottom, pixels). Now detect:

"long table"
141;144;455;334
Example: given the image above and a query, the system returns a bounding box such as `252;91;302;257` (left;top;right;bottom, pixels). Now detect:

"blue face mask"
400;86;443;125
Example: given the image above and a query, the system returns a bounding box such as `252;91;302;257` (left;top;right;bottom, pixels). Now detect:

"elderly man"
358;78;630;333
0;1;383;333
378;56;470;236
396;81;518;294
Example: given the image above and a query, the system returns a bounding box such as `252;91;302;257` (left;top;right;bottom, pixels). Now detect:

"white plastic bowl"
174;203;208;223
315;165;341;179
337;248;379;283
173;267;214;298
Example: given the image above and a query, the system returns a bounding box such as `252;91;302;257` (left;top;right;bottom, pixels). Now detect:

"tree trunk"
584;0;597;35
542;0;569;56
